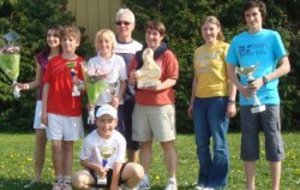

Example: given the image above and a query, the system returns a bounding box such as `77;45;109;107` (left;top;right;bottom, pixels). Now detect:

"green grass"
0;132;299;190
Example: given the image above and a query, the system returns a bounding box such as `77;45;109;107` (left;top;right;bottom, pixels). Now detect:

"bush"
0;0;93;131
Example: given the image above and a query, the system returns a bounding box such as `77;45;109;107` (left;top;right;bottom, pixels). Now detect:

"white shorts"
33;100;47;129
47;113;84;141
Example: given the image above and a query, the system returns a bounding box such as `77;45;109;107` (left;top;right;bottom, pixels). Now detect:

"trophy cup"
135;48;161;89
96;146;114;186
67;62;81;97
107;82;118;102
236;64;266;113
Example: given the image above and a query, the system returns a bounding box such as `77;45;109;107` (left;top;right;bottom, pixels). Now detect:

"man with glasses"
114;8;143;163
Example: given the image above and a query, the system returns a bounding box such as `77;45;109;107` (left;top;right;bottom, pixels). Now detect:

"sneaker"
61;182;73;190
138;175;150;190
24;180;39;189
120;183;137;190
52;182;63;190
194;185;205;190
165;178;177;190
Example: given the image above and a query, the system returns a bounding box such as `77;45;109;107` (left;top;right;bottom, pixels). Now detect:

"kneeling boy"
72;105;144;190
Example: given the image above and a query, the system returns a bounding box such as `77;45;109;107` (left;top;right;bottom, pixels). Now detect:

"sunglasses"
116;21;131;26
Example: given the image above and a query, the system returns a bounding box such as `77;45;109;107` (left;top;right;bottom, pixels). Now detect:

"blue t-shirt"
226;29;287;105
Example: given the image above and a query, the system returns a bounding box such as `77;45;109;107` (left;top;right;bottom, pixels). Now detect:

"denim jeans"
193;97;229;188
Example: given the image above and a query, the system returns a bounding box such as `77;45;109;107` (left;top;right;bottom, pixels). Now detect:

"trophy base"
72;91;81;97
96;175;107;186
251;105;266;113
137;80;161;89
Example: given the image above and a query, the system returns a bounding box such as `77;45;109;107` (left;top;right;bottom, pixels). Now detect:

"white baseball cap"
96;104;118;119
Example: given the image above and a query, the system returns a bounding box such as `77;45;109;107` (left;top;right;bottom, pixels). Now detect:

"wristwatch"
262;76;269;85
228;99;235;104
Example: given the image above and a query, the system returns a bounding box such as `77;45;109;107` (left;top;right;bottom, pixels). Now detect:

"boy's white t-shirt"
87;53;127;106
79;129;126;169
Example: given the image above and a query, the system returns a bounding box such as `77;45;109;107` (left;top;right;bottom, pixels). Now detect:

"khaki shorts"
47;113;84;141
132;103;176;142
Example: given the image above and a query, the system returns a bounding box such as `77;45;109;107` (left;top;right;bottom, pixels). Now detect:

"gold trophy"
96;146;114;186
135;48;161;88
236;64;266;113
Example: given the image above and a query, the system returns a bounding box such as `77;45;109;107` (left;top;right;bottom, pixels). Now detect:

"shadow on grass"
0;178;51;190
149;184;195;190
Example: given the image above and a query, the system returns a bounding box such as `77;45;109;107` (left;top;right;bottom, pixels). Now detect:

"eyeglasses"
116;21;131;26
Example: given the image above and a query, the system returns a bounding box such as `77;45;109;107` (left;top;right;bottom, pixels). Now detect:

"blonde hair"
94;29;117;52
201;16;224;41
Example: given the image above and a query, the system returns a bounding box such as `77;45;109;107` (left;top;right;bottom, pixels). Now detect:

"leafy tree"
0;0;92;131
123;0;300;132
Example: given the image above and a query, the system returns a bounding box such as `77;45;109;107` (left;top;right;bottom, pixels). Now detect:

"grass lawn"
0;132;299;190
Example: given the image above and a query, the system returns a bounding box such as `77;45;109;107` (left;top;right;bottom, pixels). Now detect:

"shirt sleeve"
43;59;52;84
226;38;239;66
119;56;128;81
272;31;287;61
164;50;179;80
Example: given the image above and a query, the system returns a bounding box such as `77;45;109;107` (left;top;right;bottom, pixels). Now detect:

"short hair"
116;8;135;23
60;25;81;42
144;20;166;36
200;16;225;41
94;29;117;51
243;0;267;20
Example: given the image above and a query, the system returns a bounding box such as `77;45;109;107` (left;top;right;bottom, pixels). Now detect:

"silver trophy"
107;82;118;102
236;64;266;113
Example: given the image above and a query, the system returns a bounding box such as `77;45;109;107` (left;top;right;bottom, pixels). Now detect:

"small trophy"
107;82;118;102
67;62;81;97
236;64;266;113
135;48;161;88
96;146;114;186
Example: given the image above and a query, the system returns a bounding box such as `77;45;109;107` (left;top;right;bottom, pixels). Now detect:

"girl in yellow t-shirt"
187;16;237;190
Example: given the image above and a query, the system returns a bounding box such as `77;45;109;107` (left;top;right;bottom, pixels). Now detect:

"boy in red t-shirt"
42;26;84;190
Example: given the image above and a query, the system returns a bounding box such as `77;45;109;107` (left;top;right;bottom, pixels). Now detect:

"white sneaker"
195;185;205;190
120;183;137;190
164;178;177;190
138;175;150;190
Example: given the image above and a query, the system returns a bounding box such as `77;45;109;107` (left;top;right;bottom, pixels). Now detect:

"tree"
0;0;92;131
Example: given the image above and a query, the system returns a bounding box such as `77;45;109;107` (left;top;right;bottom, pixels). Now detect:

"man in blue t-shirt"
226;1;290;190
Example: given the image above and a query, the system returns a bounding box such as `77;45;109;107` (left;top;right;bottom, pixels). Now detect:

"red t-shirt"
129;49;179;106
43;55;84;116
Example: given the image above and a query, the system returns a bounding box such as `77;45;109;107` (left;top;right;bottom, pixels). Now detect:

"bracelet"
228;99;235;104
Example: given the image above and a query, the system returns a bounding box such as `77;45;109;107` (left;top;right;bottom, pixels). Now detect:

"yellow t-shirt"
193;41;229;98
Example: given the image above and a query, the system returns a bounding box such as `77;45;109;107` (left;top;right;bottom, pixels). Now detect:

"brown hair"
200;16;225;41
243;0;267;20
144;20;166;36
60;25;81;42
43;25;62;56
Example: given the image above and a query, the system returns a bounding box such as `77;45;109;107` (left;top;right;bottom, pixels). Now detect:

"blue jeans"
193;97;229;188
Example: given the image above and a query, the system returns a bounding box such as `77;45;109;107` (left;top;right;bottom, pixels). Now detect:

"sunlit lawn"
0;132;299;190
